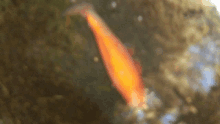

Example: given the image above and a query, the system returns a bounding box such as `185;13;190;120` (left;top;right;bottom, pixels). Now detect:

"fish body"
63;3;146;108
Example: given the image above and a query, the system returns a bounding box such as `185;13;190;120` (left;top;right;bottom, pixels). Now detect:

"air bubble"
94;56;99;62
137;15;143;22
111;1;117;8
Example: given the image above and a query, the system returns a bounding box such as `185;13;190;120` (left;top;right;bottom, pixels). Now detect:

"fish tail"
62;2;94;17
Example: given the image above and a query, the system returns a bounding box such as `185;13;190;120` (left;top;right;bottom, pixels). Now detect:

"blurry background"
0;0;219;124
162;0;220;123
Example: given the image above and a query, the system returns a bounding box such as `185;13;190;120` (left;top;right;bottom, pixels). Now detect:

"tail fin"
62;2;94;17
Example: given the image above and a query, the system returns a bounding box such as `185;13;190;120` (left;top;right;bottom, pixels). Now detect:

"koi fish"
63;3;146;108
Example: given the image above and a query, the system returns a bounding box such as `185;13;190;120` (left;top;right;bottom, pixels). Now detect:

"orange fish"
63;3;146;108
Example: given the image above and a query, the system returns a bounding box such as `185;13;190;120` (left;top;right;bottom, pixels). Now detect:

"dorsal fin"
126;47;142;75
124;43;134;56
127;48;134;56
134;59;142;75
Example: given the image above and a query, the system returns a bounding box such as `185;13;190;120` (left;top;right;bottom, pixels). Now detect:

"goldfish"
63;3;146;108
